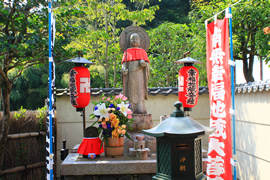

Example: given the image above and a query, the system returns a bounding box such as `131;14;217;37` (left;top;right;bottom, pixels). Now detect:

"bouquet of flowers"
90;94;133;145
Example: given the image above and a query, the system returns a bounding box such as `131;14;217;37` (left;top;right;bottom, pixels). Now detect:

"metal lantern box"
142;102;214;180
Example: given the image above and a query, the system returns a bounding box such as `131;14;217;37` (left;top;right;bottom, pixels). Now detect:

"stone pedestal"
61;145;208;179
124;114;156;156
129;135;150;159
131;114;153;132
61;150;157;179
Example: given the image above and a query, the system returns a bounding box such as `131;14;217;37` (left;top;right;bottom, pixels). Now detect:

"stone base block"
61;152;157;176
129;148;151;158
136;149;149;160
124;133;156;156
131;114;153;132
134;140;145;149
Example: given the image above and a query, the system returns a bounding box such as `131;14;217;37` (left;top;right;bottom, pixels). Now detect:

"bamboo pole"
7;131;46;139
0;162;46;176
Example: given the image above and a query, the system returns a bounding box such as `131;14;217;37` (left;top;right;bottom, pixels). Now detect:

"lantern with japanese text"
65;52;94;135
69;66;90;109
174;53;202;111
65;54;94;111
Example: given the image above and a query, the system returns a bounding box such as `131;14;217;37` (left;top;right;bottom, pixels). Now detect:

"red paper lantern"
69;66;90;108
178;66;199;110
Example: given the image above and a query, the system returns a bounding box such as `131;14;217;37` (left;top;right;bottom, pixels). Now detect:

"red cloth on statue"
77;137;104;155
121;48;150;64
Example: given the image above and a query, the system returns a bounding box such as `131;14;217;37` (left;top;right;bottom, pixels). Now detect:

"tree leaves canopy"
189;0;270;83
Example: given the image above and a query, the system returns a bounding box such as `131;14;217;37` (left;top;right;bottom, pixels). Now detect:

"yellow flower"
98;119;102;122
121;125;126;129
110;113;116;120
111;118;119;128
105;117;109;122
112;129;119;138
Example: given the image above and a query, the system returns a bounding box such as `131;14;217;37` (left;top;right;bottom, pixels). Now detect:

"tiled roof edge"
234;79;270;93
55;87;208;97
55;79;270;97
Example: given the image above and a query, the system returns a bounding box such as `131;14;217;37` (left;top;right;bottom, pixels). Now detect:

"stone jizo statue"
121;33;150;114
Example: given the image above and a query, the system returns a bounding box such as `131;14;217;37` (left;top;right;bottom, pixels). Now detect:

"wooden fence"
0;111;47;180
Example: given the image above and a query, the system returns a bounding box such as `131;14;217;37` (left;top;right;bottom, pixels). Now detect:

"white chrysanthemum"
117;102;129;116
94;103;109;119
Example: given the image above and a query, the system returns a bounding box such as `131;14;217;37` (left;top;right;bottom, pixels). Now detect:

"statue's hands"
140;60;146;67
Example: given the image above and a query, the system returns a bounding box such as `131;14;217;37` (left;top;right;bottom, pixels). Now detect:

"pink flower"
102;97;111;102
127;115;132;119
115;94;123;100
127;110;132;115
115;93;127;100
101;122;107;129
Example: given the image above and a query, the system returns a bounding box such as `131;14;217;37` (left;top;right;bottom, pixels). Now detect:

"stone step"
203;157;208;173
202;149;208;173
202;149;208;158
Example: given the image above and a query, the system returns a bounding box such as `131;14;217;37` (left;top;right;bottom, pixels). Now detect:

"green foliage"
0;1;48;69
61;73;70;88
188;21;209;86
14;106;27;120
122;0;190;29
10;66;47;110
10;62;74;110
148;22;192;87
59;0;159;88
89;65;106;88
149;0;190;27
0;0;98;169
36;106;47;120
189;0;270;83
1;0;79;111
36;106;47;131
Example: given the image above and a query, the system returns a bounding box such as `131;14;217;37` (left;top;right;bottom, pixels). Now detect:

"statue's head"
130;33;140;47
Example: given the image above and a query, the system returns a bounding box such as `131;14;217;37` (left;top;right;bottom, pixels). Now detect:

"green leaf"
125;133;133;141
89;114;96;120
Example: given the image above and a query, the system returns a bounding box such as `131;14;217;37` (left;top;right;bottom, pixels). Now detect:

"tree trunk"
104;67;109;88
0;82;12;169
104;1;109;88
242;30;256;83
113;58;116;88
242;57;255;83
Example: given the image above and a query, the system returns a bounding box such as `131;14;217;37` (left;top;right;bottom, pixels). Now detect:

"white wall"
234;91;270;180
55;90;270;180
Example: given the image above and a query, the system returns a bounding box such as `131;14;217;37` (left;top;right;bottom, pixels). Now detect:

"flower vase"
104;137;124;158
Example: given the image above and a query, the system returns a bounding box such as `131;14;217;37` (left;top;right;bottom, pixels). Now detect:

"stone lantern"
142;101;215;180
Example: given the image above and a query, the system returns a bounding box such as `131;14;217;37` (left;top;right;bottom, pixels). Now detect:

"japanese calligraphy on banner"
206;18;232;180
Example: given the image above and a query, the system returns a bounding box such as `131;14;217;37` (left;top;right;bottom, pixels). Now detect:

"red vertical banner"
206;18;232;180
